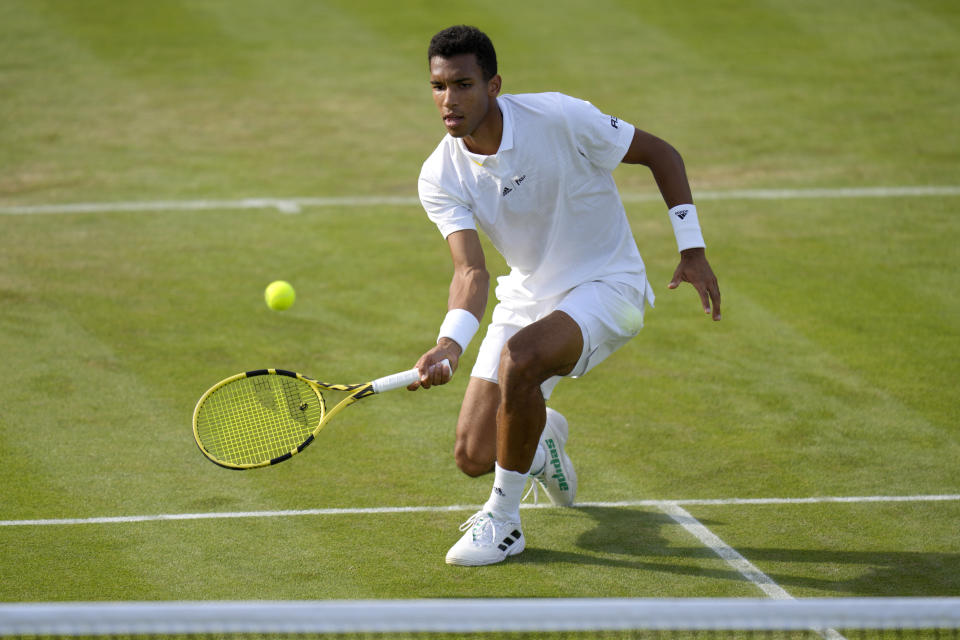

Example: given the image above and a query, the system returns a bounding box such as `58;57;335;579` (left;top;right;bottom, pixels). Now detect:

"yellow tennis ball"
264;280;296;311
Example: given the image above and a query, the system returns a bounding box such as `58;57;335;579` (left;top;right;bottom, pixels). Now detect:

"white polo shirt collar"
458;99;514;166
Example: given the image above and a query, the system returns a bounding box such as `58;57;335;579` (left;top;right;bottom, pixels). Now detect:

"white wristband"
668;204;706;252
437;308;480;353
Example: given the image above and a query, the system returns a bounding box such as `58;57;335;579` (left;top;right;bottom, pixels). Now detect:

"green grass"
1;0;959;606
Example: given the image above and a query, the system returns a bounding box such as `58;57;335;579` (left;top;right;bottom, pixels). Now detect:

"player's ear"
487;74;502;97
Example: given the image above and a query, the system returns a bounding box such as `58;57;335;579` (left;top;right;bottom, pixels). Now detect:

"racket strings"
196;374;325;466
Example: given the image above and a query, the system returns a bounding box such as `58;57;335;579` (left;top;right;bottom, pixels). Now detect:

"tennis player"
411;25;721;566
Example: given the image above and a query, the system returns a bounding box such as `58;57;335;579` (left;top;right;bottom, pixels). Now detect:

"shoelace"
521;478;540;505
458;511;484;533
523;444;549;505
458;511;495;544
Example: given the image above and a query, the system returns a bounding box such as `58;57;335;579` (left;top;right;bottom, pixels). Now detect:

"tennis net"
2;598;958;639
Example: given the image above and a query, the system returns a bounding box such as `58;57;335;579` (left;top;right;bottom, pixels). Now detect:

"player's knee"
453;439;493;477
498;339;546;390
453;418;496;478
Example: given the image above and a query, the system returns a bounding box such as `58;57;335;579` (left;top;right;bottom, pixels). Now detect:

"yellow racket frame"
192;369;374;470
192;363;437;470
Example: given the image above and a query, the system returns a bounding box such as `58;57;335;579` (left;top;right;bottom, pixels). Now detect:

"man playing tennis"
412;25;721;566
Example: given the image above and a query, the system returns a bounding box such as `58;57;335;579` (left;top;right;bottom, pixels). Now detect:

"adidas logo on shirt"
502;175;527;197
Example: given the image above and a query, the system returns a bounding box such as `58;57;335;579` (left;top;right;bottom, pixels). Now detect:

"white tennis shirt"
419;92;654;307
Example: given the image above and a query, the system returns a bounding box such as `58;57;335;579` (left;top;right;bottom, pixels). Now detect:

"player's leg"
495;310;582;473
525;278;648;504
452;376;499;477
446;311;582;567
451;307;580;479
446;279;649;565
451;307;523;478
451;367;572;498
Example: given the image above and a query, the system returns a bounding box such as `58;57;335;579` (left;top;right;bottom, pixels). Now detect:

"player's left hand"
668;247;721;321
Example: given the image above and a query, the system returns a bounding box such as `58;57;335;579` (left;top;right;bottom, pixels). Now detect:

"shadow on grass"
514;507;959;596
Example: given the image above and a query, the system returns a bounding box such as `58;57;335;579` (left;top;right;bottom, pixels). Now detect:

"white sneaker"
445;511;525;566
532;408;577;506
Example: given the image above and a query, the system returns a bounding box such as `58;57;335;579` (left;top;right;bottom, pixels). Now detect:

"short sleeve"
418;169;476;239
559;95;636;172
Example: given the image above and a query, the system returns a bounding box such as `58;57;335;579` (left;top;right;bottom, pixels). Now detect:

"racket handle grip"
372;359;451;394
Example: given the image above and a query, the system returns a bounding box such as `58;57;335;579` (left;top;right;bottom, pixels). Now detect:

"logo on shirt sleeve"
610;116;619;129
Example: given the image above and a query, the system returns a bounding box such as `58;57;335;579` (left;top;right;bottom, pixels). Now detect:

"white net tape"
1;598;959;636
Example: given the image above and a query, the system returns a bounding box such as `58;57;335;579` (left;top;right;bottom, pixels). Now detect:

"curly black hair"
427;25;497;81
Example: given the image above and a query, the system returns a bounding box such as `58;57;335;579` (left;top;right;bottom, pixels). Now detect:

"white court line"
674;185;960;201
1;493;957;527
658;502;793;600
658;503;846;639
1;185;959;215
581;493;960;507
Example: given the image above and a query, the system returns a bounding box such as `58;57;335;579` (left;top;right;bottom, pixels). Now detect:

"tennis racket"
192;360;448;470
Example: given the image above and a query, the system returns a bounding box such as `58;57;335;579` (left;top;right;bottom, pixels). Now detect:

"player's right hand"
410;345;458;390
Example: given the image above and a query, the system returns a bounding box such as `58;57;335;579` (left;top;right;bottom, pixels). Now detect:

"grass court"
1;0;958;602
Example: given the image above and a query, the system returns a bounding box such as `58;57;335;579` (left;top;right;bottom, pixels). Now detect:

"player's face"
429;54;500;141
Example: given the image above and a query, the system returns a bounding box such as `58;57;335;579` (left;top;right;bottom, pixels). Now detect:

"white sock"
527;444;546;476
482;463;527;521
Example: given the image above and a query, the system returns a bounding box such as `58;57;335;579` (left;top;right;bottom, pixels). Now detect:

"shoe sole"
445;536;525;566
538;412;577;506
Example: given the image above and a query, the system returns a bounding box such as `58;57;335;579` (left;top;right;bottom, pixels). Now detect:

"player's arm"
622;128;721;321
621;128;693;208
413;229;489;389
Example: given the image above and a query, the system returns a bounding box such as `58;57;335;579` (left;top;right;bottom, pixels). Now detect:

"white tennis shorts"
471;278;651;399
